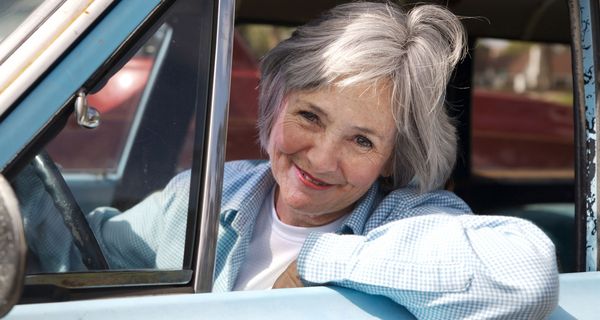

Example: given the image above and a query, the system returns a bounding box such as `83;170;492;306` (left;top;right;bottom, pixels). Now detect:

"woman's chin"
281;191;318;212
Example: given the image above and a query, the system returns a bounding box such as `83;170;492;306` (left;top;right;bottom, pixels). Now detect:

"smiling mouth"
294;165;333;189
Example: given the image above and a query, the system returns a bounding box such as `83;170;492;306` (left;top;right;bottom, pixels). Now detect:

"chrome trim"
75;89;100;129
193;0;235;292
25;270;193;289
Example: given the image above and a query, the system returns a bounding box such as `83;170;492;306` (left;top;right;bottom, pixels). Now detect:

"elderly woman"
16;1;558;319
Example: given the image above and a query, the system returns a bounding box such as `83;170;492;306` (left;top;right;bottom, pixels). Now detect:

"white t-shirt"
233;187;345;291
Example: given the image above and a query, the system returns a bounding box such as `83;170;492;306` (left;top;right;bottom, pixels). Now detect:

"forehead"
290;83;393;114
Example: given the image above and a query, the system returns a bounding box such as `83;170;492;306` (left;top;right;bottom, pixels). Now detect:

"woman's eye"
354;135;373;149
299;111;319;123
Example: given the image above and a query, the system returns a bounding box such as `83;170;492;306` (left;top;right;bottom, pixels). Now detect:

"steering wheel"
32;151;109;270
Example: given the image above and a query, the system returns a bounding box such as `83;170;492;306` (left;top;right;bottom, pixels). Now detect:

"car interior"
231;0;576;271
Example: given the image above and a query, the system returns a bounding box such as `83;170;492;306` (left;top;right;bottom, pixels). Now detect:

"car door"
0;0;226;303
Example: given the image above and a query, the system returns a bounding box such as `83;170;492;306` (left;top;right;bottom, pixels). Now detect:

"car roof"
235;0;571;43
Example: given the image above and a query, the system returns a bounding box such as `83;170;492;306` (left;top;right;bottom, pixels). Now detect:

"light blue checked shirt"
216;160;559;319
17;160;558;319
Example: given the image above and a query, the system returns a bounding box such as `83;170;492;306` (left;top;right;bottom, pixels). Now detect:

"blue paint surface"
0;0;161;171
6;273;600;319
548;272;600;319
5;286;416;319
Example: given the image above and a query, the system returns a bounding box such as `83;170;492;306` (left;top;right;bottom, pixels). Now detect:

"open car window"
467;38;575;272
230;28;577;275
225;24;294;161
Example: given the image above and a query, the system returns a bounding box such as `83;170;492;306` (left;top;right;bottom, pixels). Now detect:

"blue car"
0;0;598;319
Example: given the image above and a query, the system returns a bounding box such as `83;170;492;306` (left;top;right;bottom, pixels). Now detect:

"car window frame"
0;0;232;302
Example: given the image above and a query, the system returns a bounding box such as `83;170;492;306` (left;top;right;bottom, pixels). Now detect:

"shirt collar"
228;161;384;236
337;181;383;235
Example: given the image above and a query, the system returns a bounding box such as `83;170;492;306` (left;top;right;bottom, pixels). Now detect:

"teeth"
302;171;328;186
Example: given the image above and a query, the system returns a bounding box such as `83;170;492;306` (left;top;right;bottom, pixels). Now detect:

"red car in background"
472;89;574;178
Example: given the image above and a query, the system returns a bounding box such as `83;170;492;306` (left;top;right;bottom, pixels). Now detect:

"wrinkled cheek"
282;125;308;154
345;162;384;193
267;115;284;158
269;122;307;158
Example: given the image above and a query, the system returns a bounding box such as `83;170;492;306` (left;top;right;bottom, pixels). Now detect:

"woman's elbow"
467;217;560;317
488;233;559;317
519;251;559;317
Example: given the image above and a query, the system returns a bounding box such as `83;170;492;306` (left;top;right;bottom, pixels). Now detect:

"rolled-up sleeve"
297;213;558;319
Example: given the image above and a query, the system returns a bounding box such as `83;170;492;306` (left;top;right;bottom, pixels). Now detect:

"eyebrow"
351;125;385;141
305;102;331;123
302;99;385;141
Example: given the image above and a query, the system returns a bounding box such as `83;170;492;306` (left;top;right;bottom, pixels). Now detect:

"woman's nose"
305;137;339;173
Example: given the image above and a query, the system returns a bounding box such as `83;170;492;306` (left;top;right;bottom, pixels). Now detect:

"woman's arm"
297;212;558;319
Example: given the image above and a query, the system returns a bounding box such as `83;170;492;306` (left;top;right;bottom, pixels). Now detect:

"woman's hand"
273;260;304;289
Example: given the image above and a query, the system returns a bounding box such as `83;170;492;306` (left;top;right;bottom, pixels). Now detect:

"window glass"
46;26;170;174
471;38;573;180
12;12;206;275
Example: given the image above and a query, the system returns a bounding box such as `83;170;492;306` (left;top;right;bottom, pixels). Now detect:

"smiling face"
267;84;397;227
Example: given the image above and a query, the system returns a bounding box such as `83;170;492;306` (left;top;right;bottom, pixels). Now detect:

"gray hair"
257;1;467;193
